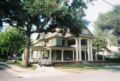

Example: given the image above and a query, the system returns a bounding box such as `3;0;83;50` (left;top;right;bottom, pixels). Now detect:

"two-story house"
102;38;120;58
30;27;95;64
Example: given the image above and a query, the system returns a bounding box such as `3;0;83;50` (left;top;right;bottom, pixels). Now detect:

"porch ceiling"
31;46;75;51
31;46;46;51
48;46;75;50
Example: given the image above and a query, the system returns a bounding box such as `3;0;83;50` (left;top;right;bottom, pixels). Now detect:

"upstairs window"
81;39;87;45
118;39;120;44
62;39;65;46
68;39;75;46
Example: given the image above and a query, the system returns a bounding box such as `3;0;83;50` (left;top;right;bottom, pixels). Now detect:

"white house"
102;38;120;58
30;27;103;64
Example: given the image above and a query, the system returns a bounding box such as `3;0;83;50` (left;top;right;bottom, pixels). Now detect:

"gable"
81;27;93;37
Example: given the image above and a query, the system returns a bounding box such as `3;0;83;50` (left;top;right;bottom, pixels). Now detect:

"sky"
85;0;120;33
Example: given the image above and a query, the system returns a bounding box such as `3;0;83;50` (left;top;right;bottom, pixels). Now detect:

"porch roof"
31;46;75;51
49;46;75;50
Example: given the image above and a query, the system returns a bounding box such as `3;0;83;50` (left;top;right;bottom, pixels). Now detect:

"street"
1;64;120;81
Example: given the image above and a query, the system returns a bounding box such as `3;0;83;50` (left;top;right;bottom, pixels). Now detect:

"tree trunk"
23;34;31;67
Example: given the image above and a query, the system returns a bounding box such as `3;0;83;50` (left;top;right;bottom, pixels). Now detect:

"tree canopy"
93;5;120;50
0;27;25;59
94;5;120;36
0;0;94;35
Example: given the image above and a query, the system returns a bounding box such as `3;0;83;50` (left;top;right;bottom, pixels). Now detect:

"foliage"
94;5;120;36
93;28;107;49
0;27;25;59
0;57;6;62
93;5;120;49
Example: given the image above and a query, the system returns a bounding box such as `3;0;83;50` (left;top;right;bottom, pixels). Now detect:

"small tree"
0;27;25;61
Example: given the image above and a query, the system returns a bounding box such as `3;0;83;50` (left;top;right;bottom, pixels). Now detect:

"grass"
0;57;6;62
58;63;120;70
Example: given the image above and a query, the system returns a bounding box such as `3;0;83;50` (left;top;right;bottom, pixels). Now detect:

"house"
102;38;120;58
30;27;103;64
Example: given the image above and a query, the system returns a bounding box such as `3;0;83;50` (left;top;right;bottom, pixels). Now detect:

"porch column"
73;50;74;61
49;49;52;62
61;50;64;62
103;51;105;61
37;51;39;60
78;38;82;61
75;38;79;61
95;52;98;61
90;39;93;61
87;39;91;61
65;40;68;46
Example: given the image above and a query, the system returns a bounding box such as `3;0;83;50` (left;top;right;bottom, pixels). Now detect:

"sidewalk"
6;64;69;78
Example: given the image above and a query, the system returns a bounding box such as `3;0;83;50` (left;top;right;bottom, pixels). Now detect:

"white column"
78;38;82;61
61;50;64;62
90;39;93;61
49;49;52;62
103;51;105;61
65;40;68;46
37;51;39;60
95;52;98;61
75;38;79;61
87;39;91;61
73;50;74;61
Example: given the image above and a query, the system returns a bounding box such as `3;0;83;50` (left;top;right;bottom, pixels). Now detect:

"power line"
102;0;115;7
102;0;120;12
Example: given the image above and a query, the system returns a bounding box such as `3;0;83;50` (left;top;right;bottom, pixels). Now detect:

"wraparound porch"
30;46;93;63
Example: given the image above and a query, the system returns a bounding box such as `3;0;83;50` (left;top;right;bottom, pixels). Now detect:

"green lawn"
59;63;120;70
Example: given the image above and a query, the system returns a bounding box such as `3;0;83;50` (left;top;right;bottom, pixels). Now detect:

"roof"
33;27;94;45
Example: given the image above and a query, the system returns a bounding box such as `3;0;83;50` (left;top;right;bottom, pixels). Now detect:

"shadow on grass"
59;63;120;71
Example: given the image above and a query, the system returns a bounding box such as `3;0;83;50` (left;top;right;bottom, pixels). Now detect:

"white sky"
86;0;120;33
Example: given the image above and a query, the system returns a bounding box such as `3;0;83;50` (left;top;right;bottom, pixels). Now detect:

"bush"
0;57;6;62
105;57;120;62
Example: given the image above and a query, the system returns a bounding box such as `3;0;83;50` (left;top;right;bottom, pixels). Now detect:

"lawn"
58;63;120;70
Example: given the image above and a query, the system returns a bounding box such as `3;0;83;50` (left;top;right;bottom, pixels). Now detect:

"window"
81;39;87;45
68;39;75;46
62;39;65;46
118;39;120;45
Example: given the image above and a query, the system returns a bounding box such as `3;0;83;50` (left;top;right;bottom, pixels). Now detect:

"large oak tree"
0;0;94;66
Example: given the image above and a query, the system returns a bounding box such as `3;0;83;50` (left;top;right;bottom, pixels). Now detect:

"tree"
0;0;95;66
94;5;120;49
93;28;107;50
0;27;25;61
94;5;120;36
